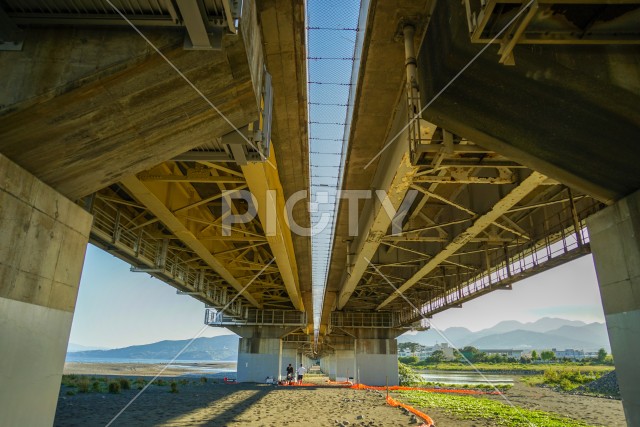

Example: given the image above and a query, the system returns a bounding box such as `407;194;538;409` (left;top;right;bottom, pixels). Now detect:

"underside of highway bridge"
0;0;639;425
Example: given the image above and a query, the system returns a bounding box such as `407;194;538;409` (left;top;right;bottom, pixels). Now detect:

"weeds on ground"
522;369;603;391
170;381;178;393
77;378;90;393
108;381;121;394
133;378;147;390
119;378;131;390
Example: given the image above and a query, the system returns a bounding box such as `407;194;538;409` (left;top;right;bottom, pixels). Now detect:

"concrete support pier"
281;342;299;379
587;189;640;425
322;339;356;381
355;338;399;386
228;326;298;383
321;329;399;386
0;155;92;426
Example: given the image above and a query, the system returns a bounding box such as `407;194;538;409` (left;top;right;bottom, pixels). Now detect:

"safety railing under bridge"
89;195;246;318
205;309;307;327
330;311;426;330
401;224;595;326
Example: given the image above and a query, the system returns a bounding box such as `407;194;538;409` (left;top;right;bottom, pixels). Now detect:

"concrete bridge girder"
256;0;313;321
418;0;640;203
0;0;266;201
241;145;304;311
0;2;312;422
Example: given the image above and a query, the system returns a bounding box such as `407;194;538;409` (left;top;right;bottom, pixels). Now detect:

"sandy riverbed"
63;362;236;377
54;365;626;426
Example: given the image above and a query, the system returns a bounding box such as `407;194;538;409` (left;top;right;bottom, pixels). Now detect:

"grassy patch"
397;390;594;427
541;369;603;391
520;368;605;391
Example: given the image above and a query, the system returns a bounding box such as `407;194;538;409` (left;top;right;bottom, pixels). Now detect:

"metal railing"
205;308;306;327
329;311;426;330
90;195;245;317
401;226;594;326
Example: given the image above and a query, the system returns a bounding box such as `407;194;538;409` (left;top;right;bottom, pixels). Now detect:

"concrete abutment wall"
588;189;640;425
0;154;92;426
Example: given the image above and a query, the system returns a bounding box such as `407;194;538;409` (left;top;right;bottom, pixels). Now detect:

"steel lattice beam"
120;175;262;308
377;171;547;309
336;151;420;309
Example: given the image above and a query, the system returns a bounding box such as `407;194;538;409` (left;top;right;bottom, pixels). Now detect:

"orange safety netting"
385;394;435;427
325;380;353;385
349;383;503;426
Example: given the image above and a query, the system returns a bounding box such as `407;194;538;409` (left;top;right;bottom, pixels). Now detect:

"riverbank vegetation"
398;345;614;374
521;368;606;391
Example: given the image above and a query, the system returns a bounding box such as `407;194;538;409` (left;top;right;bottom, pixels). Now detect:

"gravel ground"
574;371;619;398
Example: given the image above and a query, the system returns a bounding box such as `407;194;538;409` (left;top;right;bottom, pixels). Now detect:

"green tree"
398;356;419;365
597;348;608;364
399;342;421;354
540;350;555;361
398;362;422;386
531;350;538;360
428;350;446;364
460;346;486;363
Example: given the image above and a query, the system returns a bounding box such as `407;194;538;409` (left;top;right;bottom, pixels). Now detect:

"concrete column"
227;326;298;383
327;340;356;381
0;155;93;426
281;342;298;379
320;352;335;377
587;189;640;425
236;337;281;382
355;338;399;386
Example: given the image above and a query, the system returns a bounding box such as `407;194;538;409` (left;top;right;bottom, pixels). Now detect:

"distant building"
552;348;600;360
397;343;455;361
480;349;523;359
428;343;455;360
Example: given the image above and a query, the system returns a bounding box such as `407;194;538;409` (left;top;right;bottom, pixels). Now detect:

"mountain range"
67;343;109;352
68;334;239;361
67;318;610;360
399;317;610;352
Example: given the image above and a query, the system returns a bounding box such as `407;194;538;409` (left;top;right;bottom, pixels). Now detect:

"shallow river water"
419;370;514;385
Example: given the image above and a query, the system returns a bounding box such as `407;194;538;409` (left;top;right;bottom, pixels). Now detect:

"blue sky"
69;245;232;349
307;0;361;330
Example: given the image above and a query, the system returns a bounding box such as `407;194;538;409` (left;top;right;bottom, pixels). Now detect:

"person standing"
286;363;294;383
296;364;306;384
